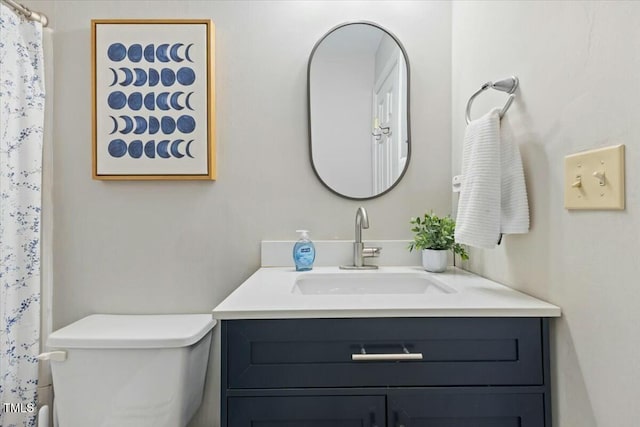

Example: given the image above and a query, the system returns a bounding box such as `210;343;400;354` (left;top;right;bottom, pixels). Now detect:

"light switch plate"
564;144;625;210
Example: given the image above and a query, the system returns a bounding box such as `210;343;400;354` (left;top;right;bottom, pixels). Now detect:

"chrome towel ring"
465;76;519;124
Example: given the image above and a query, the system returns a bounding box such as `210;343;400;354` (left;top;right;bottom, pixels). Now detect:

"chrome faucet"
340;206;381;270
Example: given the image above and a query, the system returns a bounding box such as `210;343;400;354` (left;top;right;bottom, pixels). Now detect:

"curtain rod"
1;0;48;27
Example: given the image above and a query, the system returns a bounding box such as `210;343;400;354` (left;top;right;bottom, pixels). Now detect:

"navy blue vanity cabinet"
221;318;552;427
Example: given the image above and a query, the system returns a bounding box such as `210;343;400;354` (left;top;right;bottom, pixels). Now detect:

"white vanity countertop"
212;267;561;319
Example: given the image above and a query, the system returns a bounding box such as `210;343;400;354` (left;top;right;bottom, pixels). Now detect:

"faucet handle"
362;247;382;258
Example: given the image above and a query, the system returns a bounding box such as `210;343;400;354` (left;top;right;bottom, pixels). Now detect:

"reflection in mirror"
309;22;410;199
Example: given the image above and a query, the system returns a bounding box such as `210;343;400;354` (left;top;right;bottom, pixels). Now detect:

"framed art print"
91;20;215;180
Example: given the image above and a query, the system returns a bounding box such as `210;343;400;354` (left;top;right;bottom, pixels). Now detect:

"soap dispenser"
293;230;316;271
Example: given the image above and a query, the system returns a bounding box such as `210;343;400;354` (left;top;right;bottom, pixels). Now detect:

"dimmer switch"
564;144;625;210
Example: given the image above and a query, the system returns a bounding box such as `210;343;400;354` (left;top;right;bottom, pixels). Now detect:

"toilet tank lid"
47;314;216;349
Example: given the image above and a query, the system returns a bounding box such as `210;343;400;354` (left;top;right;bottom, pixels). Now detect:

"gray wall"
40;1;452;426
452;1;640;425
374;33;399;82
311;49;374;197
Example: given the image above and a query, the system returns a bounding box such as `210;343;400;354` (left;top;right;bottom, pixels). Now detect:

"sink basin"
292;272;455;295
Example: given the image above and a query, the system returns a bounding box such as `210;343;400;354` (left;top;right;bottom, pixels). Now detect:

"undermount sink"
292;272;456;295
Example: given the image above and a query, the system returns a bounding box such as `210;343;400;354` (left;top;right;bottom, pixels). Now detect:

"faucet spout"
355;206;369;243
340;206;380;270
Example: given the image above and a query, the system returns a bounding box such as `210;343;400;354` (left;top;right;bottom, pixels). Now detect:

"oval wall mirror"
308;22;410;200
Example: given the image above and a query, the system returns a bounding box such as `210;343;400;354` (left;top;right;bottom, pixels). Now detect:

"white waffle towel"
455;108;529;249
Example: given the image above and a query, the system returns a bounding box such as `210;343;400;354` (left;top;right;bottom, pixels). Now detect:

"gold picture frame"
91;19;215;180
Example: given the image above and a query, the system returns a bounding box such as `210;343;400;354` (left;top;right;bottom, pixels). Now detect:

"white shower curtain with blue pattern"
0;4;45;427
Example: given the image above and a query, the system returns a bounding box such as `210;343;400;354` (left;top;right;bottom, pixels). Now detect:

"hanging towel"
499;123;530;235
455;108;502;249
455;108;529;249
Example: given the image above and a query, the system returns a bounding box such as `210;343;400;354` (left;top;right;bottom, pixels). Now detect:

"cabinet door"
388;392;544;427
228;395;385;427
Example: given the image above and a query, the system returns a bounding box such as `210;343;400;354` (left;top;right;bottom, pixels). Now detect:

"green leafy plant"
408;212;469;260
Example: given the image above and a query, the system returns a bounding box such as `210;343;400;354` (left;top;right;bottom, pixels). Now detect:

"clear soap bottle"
293;230;315;271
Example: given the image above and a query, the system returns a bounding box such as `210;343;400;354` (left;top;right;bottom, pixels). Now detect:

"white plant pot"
421;249;448;273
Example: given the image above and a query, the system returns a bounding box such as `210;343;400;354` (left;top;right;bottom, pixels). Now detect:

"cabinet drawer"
225;317;543;389
228;395;385;427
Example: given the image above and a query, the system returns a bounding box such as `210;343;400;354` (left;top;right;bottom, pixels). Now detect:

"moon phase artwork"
92;20;215;180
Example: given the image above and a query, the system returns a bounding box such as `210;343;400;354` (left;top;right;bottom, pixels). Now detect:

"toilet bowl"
41;314;216;427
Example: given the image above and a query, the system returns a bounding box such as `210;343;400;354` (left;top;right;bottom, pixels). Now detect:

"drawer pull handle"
352;353;423;361
352;345;423;361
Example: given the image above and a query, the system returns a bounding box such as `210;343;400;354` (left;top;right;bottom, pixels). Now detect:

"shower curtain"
0;4;45;427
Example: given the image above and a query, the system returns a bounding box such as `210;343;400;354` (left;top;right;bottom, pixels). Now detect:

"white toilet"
42;314;216;427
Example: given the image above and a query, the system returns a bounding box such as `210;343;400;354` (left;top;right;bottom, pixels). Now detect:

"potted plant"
408;212;468;272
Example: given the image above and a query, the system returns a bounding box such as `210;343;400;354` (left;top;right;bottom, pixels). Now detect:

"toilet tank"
46;314;216;427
